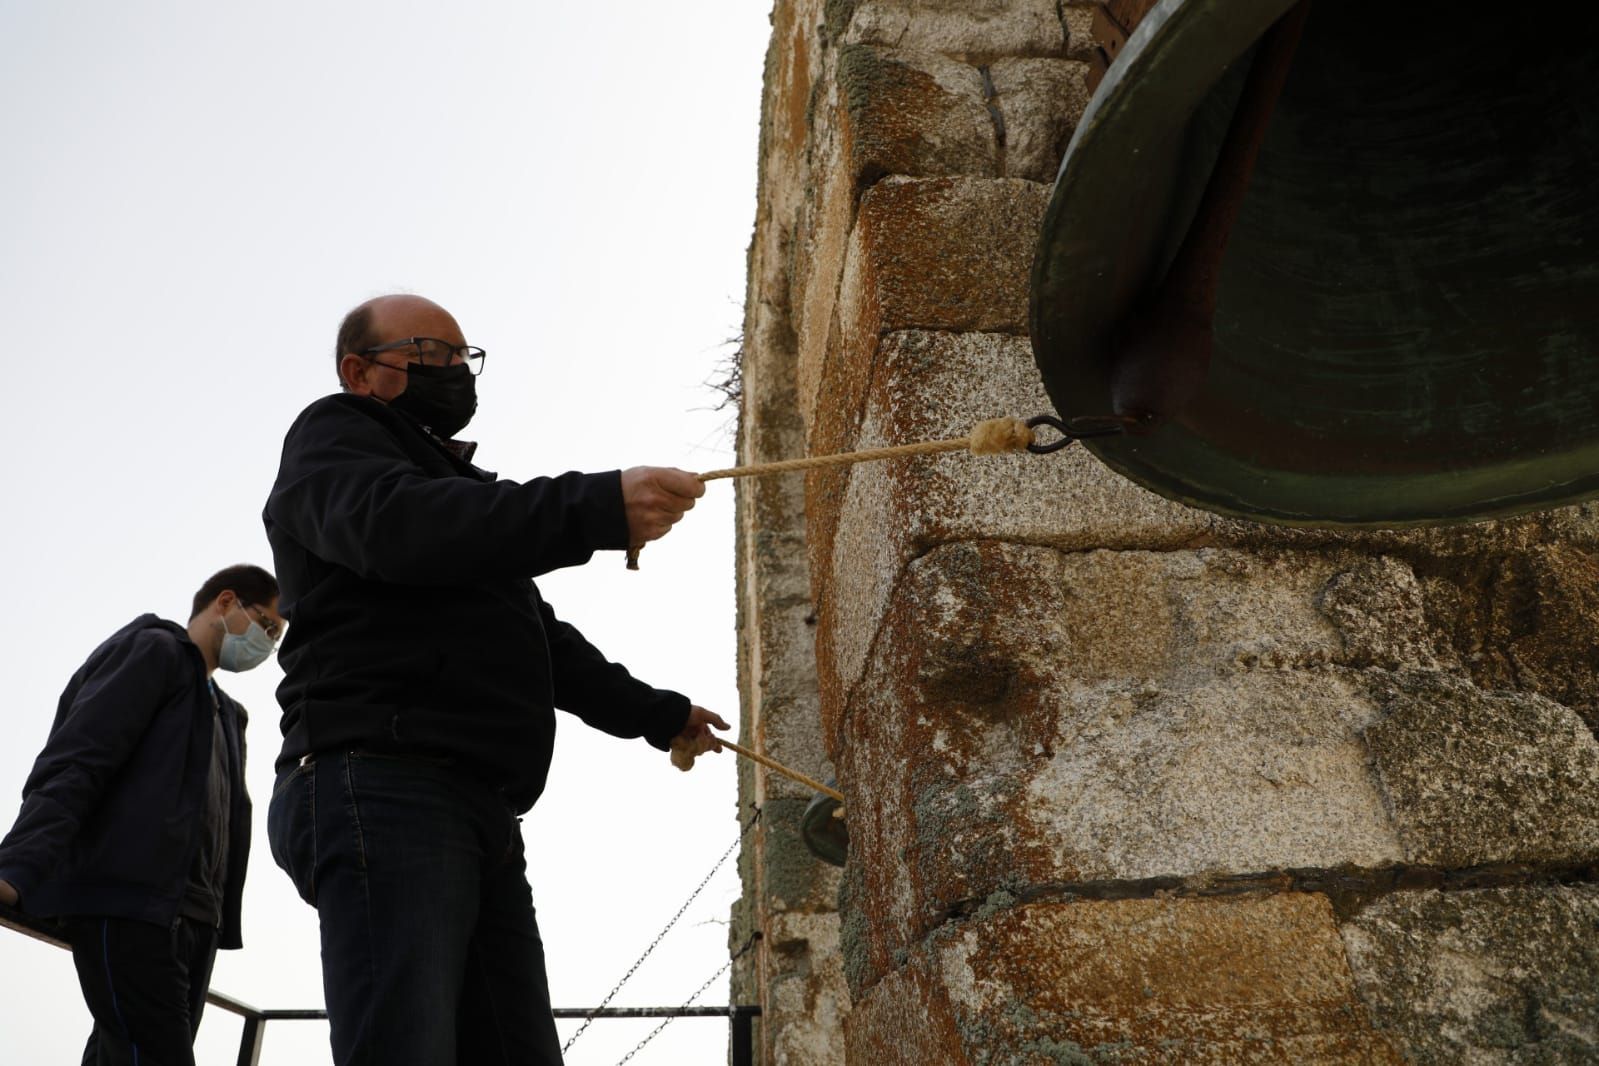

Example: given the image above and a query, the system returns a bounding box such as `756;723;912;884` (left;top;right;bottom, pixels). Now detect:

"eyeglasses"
359;337;488;376
240;602;283;642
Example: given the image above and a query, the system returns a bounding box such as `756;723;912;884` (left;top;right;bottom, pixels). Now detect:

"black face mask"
387;362;478;439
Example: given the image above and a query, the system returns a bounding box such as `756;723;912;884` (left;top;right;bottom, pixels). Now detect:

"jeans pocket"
270;761;311;800
267;766;318;906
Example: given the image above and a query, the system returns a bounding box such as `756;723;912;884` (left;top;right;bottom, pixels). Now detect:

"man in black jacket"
263;293;727;1066
0;564;283;1066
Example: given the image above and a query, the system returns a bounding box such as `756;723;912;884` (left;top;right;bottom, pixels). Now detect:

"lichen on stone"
839;858;874;995
822;0;860;45
972;888;1017;923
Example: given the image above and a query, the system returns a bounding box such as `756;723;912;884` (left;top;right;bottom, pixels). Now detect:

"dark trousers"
64;915;218;1066
268;751;563;1066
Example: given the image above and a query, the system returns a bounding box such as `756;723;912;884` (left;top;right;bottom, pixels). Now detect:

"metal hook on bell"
1025;413;1134;454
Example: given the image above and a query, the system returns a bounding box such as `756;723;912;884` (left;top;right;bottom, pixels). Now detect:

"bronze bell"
1030;0;1599;526
800;785;848;867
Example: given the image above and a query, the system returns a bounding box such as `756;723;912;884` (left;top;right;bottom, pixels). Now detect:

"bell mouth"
801;790;848;867
1031;0;1599;526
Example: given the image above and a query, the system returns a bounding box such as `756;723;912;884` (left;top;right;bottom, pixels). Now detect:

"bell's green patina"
1030;0;1599;526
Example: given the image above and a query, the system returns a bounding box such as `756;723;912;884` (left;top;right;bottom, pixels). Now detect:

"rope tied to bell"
697;415;1039;481
625;412;1127;570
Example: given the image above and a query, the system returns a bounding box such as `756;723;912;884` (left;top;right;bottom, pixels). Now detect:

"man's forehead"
366;296;466;343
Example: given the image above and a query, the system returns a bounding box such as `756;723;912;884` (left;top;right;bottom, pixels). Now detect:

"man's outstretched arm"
539;598;727;749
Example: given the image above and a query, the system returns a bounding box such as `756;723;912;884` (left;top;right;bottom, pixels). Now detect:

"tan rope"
671;734;845;803
718;739;845;803
627;416;1035;569
696;416;1034;481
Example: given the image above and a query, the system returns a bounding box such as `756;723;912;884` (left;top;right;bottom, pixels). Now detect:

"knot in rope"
966;416;1034;455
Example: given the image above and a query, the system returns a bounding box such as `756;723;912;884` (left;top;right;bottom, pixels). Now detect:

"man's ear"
339;353;372;395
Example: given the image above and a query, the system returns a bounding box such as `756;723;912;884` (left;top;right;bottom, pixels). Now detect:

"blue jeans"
268;751;563;1066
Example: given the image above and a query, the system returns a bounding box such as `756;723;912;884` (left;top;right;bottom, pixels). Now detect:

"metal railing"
2;905;759;1066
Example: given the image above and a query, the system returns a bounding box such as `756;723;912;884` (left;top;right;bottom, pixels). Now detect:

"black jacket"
263;393;690;811
0;616;252;949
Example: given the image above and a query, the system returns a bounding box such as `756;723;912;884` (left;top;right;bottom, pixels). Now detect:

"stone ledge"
845;894;1404;1063
834;0;1070;59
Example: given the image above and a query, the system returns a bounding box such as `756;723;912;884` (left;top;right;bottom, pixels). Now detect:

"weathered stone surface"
1342;885;1599;1064
765;0;823;171
988;57;1092;180
829;46;1091;185
836;541;1427;981
1544;501;1599;550
837;45;996;182
793;142;857;437
801;183;1050;670
816;331;1210;722
753;0;832;442
839;176;1044;338
737;300;823;808
753;797;844;915
735;9;847;1061
1320;556;1442;671
840;946;966;1065
810;327;1599;738
1059;0;1101;61
836;0;1070;58
1415;544;1599;734
1021;670;1404;885
802;177;1044;434
833;536;1599;982
1364;674;1599;868
742;4;1599;1064
764;910;853;1066
847;895;1404;1063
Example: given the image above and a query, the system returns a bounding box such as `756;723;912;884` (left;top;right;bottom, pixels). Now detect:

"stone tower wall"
734;2;1599;1063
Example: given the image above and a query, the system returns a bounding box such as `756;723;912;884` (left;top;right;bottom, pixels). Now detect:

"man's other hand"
621;467;704;549
0;879;17;907
677;705;730;751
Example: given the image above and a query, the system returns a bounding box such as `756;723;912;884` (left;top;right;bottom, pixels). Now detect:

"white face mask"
219;602;276;672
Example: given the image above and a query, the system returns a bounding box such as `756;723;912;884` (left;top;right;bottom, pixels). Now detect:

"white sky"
0;3;774;1063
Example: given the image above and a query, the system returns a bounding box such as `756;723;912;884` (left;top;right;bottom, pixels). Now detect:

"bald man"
262;295;727;1066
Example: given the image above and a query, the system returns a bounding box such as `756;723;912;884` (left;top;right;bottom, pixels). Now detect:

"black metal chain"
613;932;763;1066
562;805;763;1055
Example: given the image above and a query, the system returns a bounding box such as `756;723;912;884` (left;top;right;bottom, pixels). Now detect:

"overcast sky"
0;3;773;1062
